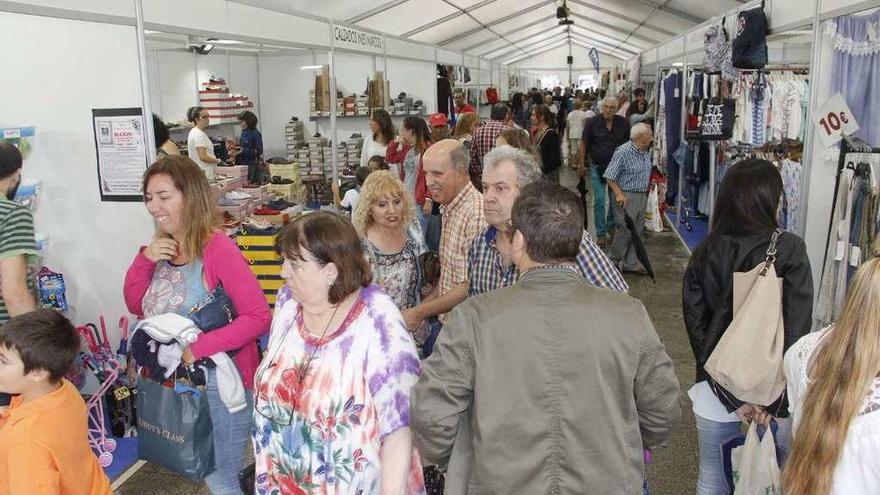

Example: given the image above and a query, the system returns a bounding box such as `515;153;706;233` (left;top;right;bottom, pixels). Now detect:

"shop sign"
813;93;859;148
331;25;384;54
92;108;148;202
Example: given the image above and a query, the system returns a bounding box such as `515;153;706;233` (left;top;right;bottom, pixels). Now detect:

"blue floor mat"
666;211;709;253
103;437;139;481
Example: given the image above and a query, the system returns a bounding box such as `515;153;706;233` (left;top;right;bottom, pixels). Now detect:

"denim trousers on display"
204;368;255;495
695;414;741;495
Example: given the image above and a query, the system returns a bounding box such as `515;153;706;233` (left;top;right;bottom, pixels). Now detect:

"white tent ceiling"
243;0;748;64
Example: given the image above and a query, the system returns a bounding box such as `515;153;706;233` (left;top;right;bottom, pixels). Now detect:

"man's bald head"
423;139;471;205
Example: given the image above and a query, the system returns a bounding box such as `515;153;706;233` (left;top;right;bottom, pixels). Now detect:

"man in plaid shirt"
402;139;486;331
468;103;512;190
468;145;628;297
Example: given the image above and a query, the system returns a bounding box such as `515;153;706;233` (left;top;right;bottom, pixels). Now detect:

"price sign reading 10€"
814;93;860;148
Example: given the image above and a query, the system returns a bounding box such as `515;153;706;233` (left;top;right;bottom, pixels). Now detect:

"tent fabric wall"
0;11;152;346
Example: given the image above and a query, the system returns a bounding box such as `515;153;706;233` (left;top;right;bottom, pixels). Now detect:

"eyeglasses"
253;362;307;427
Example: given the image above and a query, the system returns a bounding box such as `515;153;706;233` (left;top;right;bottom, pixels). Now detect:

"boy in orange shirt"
0;309;112;494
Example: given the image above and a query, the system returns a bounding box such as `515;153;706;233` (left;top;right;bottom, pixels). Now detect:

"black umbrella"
623;211;656;281
576;177;590;231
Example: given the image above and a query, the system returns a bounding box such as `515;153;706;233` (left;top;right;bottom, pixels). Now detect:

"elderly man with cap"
604;123;654;274
402;139;485;332
468;145;628;297
411;180;680;493
428;112;450;143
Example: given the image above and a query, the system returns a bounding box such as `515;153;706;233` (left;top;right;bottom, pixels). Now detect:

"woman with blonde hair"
452;112;479;149
353;171;427;315
783;254;880;494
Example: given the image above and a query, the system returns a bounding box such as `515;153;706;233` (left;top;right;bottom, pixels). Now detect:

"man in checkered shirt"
468;103;512;190
402;139;486;331
468;145;628;297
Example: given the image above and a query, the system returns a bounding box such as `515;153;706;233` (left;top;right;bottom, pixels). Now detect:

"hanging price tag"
813;94;860;148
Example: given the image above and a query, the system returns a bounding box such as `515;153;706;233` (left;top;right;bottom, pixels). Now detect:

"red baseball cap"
429;113;448;127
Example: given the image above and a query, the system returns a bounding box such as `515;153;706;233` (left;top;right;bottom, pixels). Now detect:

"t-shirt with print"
0;197;37;324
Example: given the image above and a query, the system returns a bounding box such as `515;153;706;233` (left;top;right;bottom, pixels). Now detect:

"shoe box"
217;164;248;177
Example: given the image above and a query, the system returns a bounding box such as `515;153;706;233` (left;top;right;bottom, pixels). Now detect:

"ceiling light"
299;65;323;70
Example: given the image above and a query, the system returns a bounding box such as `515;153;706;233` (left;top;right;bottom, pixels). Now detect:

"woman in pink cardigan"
124;155;270;494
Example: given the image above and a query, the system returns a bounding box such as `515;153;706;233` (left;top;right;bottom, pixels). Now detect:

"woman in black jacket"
683;159;813;495
530;104;561;184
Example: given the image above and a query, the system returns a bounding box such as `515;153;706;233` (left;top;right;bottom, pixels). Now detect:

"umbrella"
576;177;590;231
623;211;656;281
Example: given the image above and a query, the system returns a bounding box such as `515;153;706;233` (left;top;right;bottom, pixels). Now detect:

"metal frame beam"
568;0;677;37
487;32;570;60
570;26;643;53
399;0;498;38
345;0;410;24
570;39;625;61
461;14;557;52
631;0;705;24
436;0;556;45
472;22;567;57
569;12;661;45
569;32;637;57
503;39;570;65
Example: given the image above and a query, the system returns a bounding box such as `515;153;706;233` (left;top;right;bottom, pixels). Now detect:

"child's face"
0;345;31;395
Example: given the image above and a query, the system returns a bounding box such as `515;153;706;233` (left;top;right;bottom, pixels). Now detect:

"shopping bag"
705;230;786;406
734;422;781;494
136;377;215;480
644;185;663;233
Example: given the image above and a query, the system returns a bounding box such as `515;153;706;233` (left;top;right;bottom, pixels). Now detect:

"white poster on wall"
92;108;148;202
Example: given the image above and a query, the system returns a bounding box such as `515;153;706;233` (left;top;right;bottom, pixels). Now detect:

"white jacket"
135;313;247;413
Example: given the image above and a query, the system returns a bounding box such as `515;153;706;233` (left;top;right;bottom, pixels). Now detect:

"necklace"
520;263;578;277
296;302;341;384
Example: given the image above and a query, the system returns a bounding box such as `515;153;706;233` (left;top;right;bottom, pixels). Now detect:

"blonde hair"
352;170;416;236
453;112;479;139
142;155;220;261
783;255;880;495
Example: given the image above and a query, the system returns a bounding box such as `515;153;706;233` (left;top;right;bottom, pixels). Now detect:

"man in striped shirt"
468;145;628;297
604;123;654;274
0;142;38;407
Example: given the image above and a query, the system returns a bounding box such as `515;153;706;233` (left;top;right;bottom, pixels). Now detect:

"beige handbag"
705;229;786;406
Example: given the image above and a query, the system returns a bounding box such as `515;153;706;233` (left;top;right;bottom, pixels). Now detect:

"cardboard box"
314;65;331;111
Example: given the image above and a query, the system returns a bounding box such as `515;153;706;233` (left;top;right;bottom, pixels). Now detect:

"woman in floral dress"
252;212;424;494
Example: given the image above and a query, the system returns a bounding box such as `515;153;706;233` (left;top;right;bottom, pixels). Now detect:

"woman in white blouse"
783;256;880;495
186;106;222;179
361;109;395;169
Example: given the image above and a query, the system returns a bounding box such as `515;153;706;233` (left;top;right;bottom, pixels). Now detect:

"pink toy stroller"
86;358;121;467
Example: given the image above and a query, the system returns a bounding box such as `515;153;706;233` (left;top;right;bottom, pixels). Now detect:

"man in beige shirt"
402;139;485;330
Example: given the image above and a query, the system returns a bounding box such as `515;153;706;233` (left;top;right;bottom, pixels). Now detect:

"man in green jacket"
411;180;680;494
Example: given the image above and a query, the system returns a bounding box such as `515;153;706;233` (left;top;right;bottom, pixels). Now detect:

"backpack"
732;6;769;69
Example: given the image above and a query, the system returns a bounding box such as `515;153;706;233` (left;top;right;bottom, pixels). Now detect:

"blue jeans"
591;167;612;237
204;368;254;495
695;414;741;495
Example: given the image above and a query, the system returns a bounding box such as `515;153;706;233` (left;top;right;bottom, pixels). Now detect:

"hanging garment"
816;168;855;325
826;11;880;146
780;159;803;232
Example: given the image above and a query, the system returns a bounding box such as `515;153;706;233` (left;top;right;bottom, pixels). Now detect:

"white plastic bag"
734;422;781;495
644;184;663;233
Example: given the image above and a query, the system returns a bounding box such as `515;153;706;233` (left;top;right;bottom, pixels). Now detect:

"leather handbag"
189;284;236;333
704;229;786;406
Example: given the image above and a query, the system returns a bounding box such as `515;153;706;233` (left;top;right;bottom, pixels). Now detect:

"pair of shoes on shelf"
226;190;252;201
